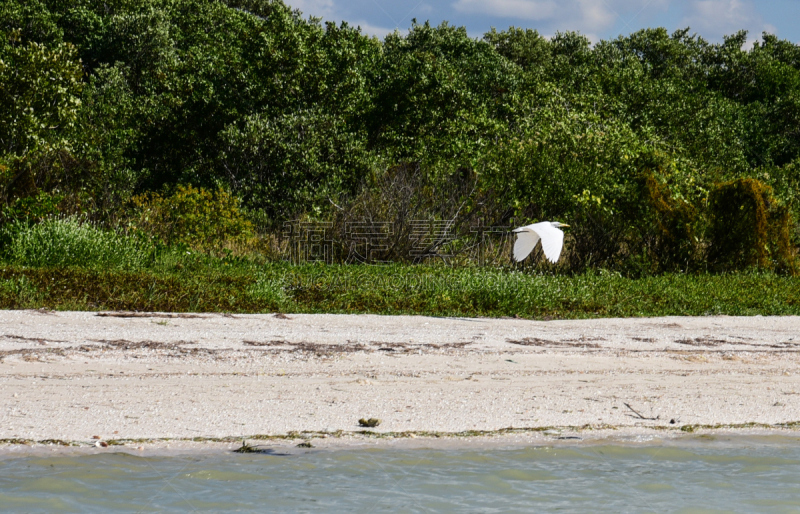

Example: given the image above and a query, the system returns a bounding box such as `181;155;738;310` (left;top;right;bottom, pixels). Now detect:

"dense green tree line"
1;0;799;273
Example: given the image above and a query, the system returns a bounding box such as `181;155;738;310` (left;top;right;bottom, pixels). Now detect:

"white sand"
1;311;800;448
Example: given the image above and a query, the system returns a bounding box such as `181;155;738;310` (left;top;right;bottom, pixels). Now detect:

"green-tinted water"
2;439;800;512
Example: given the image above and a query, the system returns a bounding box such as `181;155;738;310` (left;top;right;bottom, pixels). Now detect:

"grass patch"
0;257;799;317
6;218;152;270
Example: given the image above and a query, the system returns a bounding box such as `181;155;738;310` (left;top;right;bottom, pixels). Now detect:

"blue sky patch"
289;0;800;44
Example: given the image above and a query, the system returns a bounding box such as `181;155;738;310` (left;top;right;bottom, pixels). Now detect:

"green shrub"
0;274;42;306
246;272;289;308
218;109;374;221
130;185;255;254
1;190;63;223
9;217;151;269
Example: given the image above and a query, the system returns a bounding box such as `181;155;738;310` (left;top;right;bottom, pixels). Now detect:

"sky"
286;0;800;45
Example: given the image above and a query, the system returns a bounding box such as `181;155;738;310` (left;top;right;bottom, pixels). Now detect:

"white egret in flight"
513;222;570;263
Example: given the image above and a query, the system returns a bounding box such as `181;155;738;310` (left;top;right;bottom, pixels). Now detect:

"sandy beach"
1;310;800;450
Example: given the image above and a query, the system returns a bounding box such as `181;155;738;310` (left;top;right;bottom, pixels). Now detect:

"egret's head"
551;221;570;228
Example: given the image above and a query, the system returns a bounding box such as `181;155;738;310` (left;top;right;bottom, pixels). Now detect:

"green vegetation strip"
1;263;799;318
4;0;800;276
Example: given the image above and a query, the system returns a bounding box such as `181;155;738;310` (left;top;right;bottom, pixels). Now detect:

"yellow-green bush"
708;178;797;273
639;172;699;272
130;185;255;254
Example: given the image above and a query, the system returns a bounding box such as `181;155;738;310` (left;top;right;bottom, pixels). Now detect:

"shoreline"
5;428;800;457
2;311;800;451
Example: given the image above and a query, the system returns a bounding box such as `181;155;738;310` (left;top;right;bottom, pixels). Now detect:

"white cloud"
575;0;616;32
289;1;432;34
286;1;394;38
453;0;559;21
680;0;775;44
452;0;668;36
289;0;337;18
352;20;398;39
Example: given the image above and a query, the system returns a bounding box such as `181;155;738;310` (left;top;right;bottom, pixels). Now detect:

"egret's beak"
561;224;570;228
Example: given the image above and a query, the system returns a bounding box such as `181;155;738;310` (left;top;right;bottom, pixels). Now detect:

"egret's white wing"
512;227;540;262
530;222;564;263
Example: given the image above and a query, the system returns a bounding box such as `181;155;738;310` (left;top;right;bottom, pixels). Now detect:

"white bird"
512;221;570;263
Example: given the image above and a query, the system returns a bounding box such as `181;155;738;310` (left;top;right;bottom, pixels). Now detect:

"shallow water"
3;438;800;512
